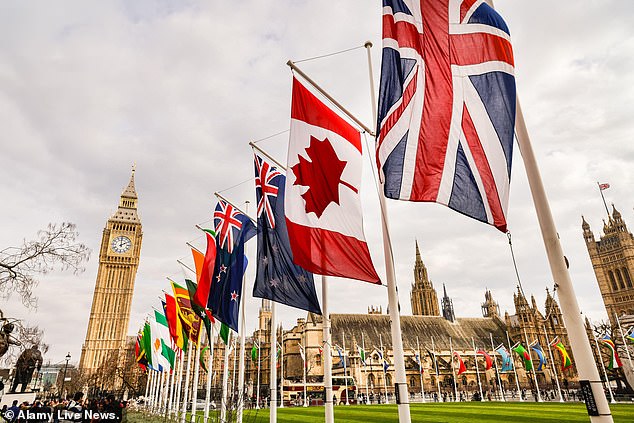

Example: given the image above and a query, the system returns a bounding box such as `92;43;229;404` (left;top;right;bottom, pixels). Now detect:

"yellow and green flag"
550;337;572;371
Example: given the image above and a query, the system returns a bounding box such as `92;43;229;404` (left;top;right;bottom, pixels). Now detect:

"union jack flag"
254;155;282;227
376;0;516;232
214;200;245;253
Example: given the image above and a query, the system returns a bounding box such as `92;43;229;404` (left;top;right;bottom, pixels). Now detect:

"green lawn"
129;402;634;422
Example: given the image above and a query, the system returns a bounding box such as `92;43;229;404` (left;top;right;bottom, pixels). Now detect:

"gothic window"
616;269;626;289
368;373;375;388
409;377;416;387
623;268;633;288
609;271;618;291
386;373;392;386
316;355;321;366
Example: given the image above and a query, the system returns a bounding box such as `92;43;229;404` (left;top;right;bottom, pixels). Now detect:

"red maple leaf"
291;135;355;218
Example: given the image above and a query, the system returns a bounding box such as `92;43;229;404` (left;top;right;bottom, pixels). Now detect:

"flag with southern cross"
512;342;533;371
253;153;321;314
476;349;493;371
550;337;573;372
495;344;513;372
529;341;546;371
285;77;380;283
376;0;516;232
207;199;255;332
599;335;622;370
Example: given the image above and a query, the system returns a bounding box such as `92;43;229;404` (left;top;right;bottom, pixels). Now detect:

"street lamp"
60;353;71;400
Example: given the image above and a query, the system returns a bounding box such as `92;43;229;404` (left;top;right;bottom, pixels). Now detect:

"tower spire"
112;166;140;223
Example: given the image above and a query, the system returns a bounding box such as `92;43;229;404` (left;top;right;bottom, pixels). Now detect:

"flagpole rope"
216;176;256;195
507;231;558;321
292;44;365;64
251;129;289;144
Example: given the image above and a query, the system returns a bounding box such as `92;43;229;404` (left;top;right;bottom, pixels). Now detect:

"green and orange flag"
550;337;572;371
512;342;533;371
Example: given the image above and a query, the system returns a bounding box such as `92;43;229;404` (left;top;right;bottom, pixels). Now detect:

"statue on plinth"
10;345;43;393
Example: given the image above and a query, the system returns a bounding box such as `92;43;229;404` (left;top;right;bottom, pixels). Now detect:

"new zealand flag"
253;154;321;314
207;200;256;332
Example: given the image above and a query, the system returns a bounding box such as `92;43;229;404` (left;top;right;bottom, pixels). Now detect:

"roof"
329;314;507;351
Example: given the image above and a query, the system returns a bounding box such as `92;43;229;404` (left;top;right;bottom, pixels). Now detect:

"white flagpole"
181;342;193;423
506;331;522;402
511;63;614;423
416;337;425;403
364;41;411;423
472;338;484;401
144;370;151;408
615;312;633;369
379;334;389;404
542;328;564;402
270;302;278;423
431;337;442;402
166;366;175;417
156;371;164;414
489;334;505;401
221;332;232;422
203;326;215;423
342;331;349;405
152;370;160;413
190;339;202;422
593;334;616;403
280;333;285;409
449;337;458;402
167;352;177;418
164;368;172;413
236;199;250;423
302;342;308;407
485;0;614;417
524;328;542;402
256;334;261;409
229;336;238;407
322;276;334;423
146;369;156;413
175;349;185;418
362;332;369;405
149;370;155;412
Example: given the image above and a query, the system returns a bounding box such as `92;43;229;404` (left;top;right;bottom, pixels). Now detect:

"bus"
281;376;357;406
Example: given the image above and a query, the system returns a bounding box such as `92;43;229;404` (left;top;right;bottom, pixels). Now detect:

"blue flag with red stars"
207;200;256;332
252;154;321;314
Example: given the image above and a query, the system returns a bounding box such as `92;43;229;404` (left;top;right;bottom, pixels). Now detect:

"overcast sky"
1;1;633;365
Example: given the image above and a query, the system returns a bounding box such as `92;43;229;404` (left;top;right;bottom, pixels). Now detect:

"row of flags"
320;337;573;376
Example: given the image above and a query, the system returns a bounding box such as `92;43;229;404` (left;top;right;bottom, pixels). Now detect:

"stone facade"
410;241;440;316
583;205;634;326
79;169;143;376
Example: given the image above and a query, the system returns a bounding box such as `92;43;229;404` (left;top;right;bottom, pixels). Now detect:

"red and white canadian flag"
285;77;380;284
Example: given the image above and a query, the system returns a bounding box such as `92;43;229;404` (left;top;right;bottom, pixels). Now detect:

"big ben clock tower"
79;168;143;375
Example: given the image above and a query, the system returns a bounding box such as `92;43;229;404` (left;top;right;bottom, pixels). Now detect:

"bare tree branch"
0;222;91;308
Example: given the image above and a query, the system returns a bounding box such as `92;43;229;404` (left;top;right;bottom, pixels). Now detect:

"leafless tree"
0;322;49;367
0;222;91;307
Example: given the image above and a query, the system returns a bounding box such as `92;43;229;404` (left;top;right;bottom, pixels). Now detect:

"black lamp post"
60;353;71;399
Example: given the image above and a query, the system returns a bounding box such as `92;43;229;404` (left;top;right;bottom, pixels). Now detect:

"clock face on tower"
111;236;132;253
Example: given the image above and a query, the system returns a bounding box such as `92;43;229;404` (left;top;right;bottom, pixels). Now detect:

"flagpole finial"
364;41;373;48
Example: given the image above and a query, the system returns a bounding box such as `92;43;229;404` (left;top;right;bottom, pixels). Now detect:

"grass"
128;402;634;422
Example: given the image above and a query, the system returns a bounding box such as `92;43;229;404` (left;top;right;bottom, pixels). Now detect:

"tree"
0;222;91;307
